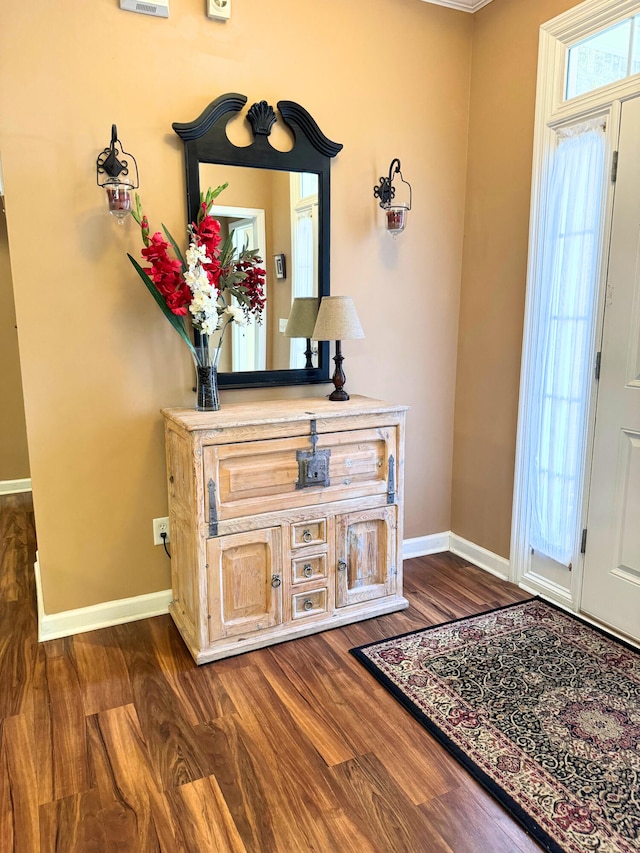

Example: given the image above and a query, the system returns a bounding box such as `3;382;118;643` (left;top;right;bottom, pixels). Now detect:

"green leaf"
226;273;247;288
240;248;260;262
130;193;140;225
161;224;186;271
200;184;229;220
219;233;236;267
209;182;228;202
127;254;197;359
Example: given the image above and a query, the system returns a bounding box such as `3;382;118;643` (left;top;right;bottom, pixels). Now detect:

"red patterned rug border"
349;597;640;853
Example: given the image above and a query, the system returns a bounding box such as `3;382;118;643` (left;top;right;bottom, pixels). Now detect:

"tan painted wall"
0;0;472;613
0;207;30;481
451;0;579;558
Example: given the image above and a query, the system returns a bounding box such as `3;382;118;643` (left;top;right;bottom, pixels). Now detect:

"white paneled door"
580;96;640;642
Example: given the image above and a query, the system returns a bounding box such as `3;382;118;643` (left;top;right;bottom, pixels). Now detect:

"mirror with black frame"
173;94;342;390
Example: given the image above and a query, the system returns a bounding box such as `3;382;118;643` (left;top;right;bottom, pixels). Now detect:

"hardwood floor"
0;492;542;852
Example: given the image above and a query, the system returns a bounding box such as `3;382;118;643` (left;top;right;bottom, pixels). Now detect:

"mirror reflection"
200;163;320;372
173;93;342;388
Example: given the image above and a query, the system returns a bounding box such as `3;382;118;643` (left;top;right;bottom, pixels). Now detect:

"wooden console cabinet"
162;396;408;663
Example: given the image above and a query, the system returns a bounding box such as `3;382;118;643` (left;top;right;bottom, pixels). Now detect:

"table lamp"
312;296;364;401
284;298;319;369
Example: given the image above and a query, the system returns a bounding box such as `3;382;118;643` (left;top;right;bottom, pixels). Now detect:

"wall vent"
120;0;169;17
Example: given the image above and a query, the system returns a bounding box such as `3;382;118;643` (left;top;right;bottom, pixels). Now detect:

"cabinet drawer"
291;519;327;549
291;588;328;619
202;427;396;521
291;553;327;584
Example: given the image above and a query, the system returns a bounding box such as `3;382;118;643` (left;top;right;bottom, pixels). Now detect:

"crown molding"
419;0;493;11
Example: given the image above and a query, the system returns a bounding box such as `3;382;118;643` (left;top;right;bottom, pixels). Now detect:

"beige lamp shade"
312;296;365;341
284;297;319;338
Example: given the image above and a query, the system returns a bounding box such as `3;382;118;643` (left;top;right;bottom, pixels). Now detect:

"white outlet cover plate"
153;518;170;545
207;0;230;20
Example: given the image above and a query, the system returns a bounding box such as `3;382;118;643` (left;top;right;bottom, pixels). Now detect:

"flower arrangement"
127;185;266;409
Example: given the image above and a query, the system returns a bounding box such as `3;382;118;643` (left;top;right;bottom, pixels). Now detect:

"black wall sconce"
96;125;139;224
373;158;412;236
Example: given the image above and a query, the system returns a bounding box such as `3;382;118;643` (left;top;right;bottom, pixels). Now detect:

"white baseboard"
449;533;510;580
32;532;508;642
402;532;450;559
402;531;510;581
34;555;172;642
0;478;31;495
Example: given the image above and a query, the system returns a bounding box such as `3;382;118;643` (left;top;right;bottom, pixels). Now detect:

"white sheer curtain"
528;123;606;565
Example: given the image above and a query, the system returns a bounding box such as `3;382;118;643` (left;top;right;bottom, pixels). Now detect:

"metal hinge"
208;479;218;537
387;455;396;505
611;150;619;183
580;528;587;554
595;351;601;381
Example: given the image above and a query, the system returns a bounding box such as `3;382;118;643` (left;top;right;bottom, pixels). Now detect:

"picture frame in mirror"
274;253;286;280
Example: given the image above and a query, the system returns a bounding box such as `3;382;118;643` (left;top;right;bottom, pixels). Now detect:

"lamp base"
304;338;314;370
328;388;350;402
329;340;349;402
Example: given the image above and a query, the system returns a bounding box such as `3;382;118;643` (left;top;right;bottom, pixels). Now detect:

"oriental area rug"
350;598;640;853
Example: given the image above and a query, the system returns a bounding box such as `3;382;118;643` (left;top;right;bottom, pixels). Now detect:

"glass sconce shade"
385;204;409;236
105;180;133;223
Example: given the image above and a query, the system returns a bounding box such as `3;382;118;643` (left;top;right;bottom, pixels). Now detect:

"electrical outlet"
207;0;230;20
153;517;170;545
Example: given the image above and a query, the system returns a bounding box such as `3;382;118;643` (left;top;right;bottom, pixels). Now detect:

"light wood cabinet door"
335;506;397;608
207;528;283;641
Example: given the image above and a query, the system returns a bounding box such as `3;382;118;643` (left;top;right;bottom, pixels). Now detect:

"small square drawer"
291;519;327;549
291;588;328;619
291;554;327;585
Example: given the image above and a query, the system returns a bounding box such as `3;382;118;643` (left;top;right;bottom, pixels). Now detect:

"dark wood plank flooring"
0;492;542;851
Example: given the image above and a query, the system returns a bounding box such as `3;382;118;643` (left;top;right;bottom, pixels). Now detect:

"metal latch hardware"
296;418;331;489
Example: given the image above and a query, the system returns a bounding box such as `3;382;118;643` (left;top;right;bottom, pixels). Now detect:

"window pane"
630;14;640;76
299;172;318;199
566;18;631;99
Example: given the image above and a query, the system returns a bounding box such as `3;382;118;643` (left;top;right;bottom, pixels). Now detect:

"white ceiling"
419;0;493;11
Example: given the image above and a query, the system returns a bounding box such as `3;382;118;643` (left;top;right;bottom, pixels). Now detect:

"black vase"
196;364;220;412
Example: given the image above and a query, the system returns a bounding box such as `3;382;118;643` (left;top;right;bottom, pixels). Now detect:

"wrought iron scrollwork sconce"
373;158;412;236
96;125;139;224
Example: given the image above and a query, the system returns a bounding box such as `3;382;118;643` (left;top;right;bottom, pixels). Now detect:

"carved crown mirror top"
173;93;342;391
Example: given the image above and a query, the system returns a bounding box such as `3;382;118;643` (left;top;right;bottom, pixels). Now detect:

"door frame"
212;204;267;372
511;0;640;609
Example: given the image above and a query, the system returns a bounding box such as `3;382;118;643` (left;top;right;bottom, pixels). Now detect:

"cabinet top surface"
162;395;408;432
